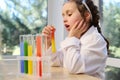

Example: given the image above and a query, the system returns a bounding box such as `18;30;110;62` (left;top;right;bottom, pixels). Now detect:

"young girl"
42;0;109;80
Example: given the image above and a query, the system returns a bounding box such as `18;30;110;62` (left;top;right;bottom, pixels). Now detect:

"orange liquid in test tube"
36;36;42;77
51;28;56;53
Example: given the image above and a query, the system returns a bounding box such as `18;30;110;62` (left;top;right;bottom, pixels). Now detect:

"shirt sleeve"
60;36;107;75
60;37;85;73
46;47;64;67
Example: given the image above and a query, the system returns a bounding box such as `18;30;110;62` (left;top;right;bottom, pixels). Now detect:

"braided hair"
67;0;109;54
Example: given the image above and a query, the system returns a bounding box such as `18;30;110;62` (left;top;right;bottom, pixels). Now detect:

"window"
0;0;48;55
101;0;120;80
103;0;120;59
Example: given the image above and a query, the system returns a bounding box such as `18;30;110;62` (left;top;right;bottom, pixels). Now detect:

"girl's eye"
68;14;72;16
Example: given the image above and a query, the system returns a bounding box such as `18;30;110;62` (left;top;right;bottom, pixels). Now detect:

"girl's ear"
84;11;91;22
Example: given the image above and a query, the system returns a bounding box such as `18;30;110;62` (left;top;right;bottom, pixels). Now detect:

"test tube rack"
0;34;51;80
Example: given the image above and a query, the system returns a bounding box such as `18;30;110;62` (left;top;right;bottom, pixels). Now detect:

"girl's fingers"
42;25;56;36
80;22;89;36
72;20;80;29
76;19;84;29
80;22;87;32
42;27;50;35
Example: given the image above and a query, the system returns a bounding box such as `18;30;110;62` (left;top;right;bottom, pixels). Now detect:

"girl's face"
62;2;83;31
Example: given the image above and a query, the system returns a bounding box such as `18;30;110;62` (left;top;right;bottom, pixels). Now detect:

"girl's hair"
67;0;109;54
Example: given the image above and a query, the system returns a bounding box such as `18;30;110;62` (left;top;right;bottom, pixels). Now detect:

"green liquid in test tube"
24;41;28;74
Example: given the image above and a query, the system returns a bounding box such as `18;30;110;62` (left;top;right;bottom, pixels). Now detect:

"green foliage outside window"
0;0;47;55
103;1;120;58
103;1;120;80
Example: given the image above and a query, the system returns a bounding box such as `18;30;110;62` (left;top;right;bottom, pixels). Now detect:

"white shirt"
47;26;108;80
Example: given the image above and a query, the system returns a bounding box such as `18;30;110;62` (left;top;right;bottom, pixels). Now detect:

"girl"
42;0;109;80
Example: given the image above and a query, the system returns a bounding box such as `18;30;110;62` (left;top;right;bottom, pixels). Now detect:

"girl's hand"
68;20;89;39
42;25;55;49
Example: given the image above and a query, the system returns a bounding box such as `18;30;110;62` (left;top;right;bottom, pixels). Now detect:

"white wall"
48;0;65;49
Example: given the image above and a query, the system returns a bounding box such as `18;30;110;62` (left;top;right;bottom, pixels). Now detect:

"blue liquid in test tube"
20;42;24;73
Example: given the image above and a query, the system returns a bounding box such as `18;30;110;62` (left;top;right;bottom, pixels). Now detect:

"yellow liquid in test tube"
28;45;33;75
51;29;56;53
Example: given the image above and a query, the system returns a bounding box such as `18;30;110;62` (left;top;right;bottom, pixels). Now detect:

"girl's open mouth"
65;24;70;31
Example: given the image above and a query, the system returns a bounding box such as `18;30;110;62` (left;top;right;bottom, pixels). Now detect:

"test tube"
36;34;42;77
41;35;51;77
51;28;56;53
27;35;33;75
41;34;48;56
20;35;24;73
23;35;28;74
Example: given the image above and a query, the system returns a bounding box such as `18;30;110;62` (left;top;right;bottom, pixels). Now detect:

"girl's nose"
63;16;68;23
